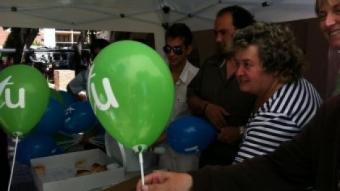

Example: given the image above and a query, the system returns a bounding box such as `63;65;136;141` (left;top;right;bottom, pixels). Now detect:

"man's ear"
186;45;193;55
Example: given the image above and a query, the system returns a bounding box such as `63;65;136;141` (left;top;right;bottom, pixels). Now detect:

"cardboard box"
103;176;139;191
31;149;126;191
53;69;75;91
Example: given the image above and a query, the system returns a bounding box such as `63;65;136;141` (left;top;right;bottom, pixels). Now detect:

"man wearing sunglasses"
157;23;200;172
187;6;256;167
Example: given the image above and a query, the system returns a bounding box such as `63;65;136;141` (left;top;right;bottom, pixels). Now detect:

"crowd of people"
136;0;340;190
151;3;323;174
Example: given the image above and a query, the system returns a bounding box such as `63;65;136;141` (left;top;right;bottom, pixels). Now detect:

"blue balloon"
61;101;97;135
167;116;217;154
34;98;65;135
58;90;77;108
17;133;59;165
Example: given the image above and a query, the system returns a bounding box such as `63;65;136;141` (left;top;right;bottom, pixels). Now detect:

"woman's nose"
324;12;336;27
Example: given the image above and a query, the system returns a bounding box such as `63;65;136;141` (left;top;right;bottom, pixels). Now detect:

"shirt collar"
177;60;192;84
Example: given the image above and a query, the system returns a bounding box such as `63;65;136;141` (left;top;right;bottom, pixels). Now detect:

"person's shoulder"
202;54;224;68
294;78;322;103
186;61;199;73
298;78;318;88
77;68;90;78
285;78;320;97
181;61;199;83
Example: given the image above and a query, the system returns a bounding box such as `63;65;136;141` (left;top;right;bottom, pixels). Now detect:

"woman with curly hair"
232;22;322;163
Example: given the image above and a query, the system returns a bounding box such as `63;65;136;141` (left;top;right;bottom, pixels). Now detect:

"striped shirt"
234;78;322;163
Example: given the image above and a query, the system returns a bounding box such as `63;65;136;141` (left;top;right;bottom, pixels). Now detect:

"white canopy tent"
0;0;316;53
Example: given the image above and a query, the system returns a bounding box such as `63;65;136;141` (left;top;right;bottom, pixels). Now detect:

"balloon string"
118;142;127;169
139;152;145;186
7;135;19;191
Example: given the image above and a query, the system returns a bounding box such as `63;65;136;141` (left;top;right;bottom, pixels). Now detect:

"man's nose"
236;65;244;76
168;50;175;56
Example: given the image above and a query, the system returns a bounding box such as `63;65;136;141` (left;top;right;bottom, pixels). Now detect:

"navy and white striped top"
234;78;322;163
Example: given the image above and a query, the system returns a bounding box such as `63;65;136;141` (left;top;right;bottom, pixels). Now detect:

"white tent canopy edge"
0;0;316;54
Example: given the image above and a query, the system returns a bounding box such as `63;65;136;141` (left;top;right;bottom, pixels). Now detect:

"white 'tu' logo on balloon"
90;77;119;111
0;76;26;109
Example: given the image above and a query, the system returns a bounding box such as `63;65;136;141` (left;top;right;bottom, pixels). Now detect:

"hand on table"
136;171;193;191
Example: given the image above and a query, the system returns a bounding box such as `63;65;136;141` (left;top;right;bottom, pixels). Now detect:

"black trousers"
199;139;241;168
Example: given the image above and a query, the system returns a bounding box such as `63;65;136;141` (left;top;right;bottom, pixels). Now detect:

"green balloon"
88;40;174;152
0;64;50;136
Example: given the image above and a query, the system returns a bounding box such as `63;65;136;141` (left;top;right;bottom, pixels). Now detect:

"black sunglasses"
163;45;184;55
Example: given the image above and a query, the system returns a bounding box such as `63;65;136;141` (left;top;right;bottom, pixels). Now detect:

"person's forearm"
189;156;302;191
189;128;315;191
187;95;210;116
189;164;249;191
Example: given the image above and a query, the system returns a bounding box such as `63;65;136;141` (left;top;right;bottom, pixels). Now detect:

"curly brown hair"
232;22;304;83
